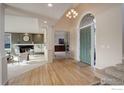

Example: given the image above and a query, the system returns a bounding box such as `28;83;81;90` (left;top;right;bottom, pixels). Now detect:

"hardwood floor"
8;59;99;85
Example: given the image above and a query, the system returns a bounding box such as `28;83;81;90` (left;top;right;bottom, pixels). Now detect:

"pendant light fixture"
66;8;78;19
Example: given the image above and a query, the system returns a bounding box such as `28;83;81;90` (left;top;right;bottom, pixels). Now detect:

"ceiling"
6;3;76;20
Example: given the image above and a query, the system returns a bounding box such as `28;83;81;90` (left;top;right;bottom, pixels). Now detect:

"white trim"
91;25;95;67
76;12;96;62
79;18;96;68
80;23;94;30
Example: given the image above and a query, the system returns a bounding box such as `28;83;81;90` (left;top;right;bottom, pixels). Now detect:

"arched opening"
79;13;96;67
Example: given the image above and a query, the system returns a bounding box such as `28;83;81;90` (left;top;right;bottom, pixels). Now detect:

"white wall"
122;4;124;59
5;15;40;33
95;6;122;68
0;4;7;85
69;4;122;69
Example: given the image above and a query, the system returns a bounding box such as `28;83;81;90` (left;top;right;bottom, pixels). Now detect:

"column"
47;25;54;63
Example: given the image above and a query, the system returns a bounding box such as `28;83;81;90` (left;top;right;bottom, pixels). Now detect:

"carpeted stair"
94;62;124;85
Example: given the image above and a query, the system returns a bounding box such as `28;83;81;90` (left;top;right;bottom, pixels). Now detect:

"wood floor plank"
7;59;99;85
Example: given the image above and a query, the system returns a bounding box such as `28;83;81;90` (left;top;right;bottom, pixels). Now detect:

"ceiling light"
71;9;74;13
69;16;72;19
75;13;78;16
66;14;69;17
68;11;71;15
73;11;76;14
73;16;76;18
48;3;53;7
66;8;78;19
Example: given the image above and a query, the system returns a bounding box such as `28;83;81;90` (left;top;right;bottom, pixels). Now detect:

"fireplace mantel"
14;44;35;46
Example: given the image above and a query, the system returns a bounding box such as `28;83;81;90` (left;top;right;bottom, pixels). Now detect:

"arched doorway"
79;13;96;67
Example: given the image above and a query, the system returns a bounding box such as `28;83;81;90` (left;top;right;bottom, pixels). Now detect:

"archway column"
46;25;54;63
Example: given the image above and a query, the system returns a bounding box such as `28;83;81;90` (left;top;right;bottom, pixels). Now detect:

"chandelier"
66;8;78;19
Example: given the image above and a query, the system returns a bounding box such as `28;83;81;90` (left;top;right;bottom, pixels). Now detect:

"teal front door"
80;26;91;65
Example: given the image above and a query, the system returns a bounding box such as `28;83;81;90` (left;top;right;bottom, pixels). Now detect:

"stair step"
105;66;124;81
94;69;123;85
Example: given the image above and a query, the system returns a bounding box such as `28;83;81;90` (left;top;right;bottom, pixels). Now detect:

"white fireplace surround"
13;44;45;54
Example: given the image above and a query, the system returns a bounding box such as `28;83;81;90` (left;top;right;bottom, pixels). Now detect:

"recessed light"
48;3;53;7
44;21;47;23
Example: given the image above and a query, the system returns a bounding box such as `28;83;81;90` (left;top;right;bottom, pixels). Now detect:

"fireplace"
19;45;34;53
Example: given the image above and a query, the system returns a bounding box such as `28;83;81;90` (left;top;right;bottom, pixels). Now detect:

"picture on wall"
59;38;64;44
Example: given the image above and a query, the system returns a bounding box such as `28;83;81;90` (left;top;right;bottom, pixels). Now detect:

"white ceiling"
6;3;75;20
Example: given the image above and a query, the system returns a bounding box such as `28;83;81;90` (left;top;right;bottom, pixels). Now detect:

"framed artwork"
59;38;64;44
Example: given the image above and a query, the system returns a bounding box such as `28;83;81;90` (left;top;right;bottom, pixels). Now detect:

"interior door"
80;26;91;65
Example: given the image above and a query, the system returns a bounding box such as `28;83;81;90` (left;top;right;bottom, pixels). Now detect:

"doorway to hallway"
54;31;70;59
